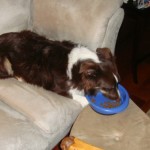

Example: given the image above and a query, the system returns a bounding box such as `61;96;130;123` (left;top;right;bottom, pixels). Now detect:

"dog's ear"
96;48;113;61
97;48;121;82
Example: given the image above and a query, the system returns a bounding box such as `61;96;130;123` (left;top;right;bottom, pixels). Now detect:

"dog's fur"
0;30;120;100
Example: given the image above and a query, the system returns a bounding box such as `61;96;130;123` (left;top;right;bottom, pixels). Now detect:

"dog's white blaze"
113;73;118;82
67;46;101;79
113;73;120;97
117;88;121;97
4;58;14;75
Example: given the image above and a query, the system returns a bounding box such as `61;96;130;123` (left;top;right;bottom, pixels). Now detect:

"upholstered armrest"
0;79;82;133
70;102;150;150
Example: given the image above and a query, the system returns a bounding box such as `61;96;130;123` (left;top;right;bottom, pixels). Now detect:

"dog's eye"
87;69;96;76
88;74;96;78
104;87;113;92
86;70;97;79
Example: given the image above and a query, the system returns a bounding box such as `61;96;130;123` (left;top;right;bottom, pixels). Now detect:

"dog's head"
78;48;120;100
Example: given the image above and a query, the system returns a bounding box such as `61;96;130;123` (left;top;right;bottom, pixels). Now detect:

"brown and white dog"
0;30;120;100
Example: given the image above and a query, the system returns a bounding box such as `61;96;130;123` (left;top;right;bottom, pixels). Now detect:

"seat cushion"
0;78;82;134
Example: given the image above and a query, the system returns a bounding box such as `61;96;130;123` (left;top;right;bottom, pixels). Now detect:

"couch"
0;0;124;149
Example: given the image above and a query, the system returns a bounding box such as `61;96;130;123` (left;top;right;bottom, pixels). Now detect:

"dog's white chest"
69;88;88;107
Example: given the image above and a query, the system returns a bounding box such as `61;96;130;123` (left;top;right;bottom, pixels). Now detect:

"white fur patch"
67;46;101;79
69;87;84;97
113;73;118;83
113;73;120;97
69;87;88;107
15;77;24;82
4;58;14;75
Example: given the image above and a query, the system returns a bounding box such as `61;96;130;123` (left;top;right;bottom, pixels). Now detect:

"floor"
115;4;150;112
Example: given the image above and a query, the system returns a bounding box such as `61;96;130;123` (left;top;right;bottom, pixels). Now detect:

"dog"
0;30;120;100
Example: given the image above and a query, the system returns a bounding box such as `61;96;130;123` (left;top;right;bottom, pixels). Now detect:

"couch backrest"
0;0;123;52
30;0;123;51
0;0;31;35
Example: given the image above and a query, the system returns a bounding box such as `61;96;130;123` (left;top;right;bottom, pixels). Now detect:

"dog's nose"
111;95;120;100
110;87;120;100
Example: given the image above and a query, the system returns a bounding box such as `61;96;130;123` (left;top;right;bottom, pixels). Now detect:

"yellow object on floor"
69;138;103;150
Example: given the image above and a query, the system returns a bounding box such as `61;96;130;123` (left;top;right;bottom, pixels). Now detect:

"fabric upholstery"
0;0;125;149
70;101;150;150
101;8;124;53
0;0;31;35
147;109;150;117
0;79;82;133
31;0;124;53
0;101;50;150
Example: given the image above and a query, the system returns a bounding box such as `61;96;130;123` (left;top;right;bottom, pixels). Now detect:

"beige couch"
0;0;124;149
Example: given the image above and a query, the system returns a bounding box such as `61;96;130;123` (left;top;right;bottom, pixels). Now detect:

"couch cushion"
0;0;31;34
31;0;123;51
0;78;82;134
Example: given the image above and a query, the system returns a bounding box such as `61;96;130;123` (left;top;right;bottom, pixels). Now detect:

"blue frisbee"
85;84;129;115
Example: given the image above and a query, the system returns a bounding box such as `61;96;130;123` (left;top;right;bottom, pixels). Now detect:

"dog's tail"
0;32;14;78
0;57;13;78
